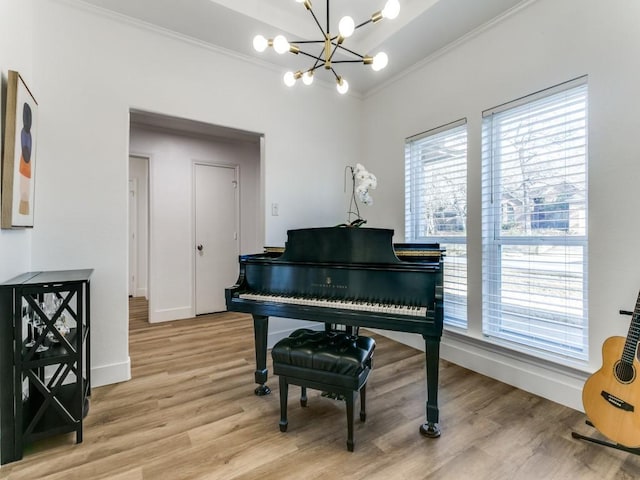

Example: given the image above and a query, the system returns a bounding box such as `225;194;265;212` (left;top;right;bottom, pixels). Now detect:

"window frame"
405;119;468;329
481;76;589;361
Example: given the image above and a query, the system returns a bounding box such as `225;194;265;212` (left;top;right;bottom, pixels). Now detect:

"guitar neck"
621;291;640;365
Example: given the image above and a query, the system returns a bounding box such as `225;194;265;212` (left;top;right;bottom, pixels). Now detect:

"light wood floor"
1;297;638;479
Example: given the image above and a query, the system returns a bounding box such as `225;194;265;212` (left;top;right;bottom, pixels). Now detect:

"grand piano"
225;226;444;437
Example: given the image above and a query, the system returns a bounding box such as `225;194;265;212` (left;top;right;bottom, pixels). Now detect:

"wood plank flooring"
1;297;639;479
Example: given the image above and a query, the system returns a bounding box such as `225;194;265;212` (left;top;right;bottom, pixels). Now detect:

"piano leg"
419;335;441;438
253;315;271;396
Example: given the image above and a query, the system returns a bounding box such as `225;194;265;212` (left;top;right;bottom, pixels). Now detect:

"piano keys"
225;226;444;438
237;293;429;317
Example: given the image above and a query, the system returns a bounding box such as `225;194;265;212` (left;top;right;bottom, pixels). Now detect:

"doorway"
194;163;239;314
129;110;262;323
128;155;149;299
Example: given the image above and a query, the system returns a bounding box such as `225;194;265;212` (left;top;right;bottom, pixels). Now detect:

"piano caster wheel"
420;422;441;438
254;384;271;396
279;421;288;432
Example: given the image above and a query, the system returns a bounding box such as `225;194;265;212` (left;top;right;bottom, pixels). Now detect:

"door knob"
197;244;203;251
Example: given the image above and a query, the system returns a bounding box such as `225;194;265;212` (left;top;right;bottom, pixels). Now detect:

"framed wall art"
1;70;38;228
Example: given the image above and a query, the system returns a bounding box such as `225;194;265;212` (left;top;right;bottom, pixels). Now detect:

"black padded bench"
271;328;375;452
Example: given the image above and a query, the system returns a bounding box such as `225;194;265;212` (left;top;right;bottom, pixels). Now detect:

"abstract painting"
1;70;38;228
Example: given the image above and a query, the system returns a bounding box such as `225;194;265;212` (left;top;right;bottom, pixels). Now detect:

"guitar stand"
572;420;640;455
572;308;640;455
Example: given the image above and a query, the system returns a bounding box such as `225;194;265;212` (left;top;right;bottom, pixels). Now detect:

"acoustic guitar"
582;290;640;447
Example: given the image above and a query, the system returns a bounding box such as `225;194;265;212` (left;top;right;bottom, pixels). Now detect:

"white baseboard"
135;287;147;298
441;336;586;411
368;329;588;412
267;321;323;349
91;357;132;387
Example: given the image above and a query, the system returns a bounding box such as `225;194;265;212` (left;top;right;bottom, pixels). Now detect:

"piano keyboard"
238;293;428;317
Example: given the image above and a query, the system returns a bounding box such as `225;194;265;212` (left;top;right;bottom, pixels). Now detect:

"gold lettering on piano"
310;276;348;289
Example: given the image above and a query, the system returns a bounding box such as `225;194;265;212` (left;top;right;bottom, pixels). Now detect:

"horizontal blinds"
405;120;468;328
439;243;467;329
405;122;467;239
481;81;588;359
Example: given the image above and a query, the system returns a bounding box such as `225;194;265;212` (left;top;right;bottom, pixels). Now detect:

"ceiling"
78;0;529;96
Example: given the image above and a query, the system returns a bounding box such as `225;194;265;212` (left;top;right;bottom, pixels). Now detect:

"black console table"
0;269;92;464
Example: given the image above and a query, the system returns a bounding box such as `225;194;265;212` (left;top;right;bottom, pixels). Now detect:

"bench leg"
278;376;288;432
346;391;355;452
360;383;367;422
300;386;307;407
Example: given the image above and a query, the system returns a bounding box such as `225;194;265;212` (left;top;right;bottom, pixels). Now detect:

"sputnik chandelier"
253;0;400;95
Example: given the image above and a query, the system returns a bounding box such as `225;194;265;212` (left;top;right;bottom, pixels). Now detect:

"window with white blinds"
405;120;467;328
481;77;588;360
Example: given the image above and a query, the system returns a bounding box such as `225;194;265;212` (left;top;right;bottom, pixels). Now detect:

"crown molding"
364;0;539;99
52;0;364;99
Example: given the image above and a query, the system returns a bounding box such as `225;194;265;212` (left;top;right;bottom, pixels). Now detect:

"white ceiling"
78;0;529;96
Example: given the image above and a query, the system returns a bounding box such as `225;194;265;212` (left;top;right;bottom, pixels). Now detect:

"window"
405;120;467;328
481;78;588;360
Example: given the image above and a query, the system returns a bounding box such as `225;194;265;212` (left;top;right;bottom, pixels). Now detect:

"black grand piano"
225;226;444;437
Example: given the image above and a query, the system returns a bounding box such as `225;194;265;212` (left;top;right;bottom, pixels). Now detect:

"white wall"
25;0;361;387
129;125;261;322
0;0;34;283
362;0;640;410
0;0;35;464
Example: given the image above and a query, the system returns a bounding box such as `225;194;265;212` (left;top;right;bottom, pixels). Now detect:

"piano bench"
271;328;375;452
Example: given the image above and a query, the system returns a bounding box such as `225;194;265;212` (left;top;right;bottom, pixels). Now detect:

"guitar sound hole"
614;361;635;383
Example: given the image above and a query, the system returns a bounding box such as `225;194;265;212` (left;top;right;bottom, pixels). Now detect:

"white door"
194;163;239;314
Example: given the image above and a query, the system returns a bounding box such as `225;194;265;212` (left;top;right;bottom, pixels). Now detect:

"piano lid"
277;227;401;264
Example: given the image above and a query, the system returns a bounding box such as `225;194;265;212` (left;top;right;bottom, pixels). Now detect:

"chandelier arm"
290;40;326;45
325;40;366;62
299;45;326;72
306;4;326;37
310;47;325;71
297;50;326;63
335;44;366;59
326;41;341;65
339;44;367;59
330;59;368;64
326;0;329;34
354;18;374;30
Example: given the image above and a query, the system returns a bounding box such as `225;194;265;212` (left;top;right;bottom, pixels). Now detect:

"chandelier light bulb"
302;71;314;85
382;0;400;20
273;35;290;54
336;77;349;95
252;34;268;52
338;16;355;38
372;52;388;71
283;71;296;87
